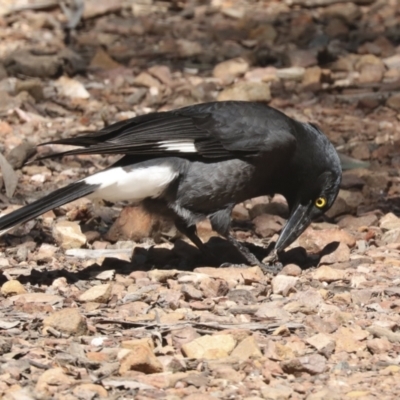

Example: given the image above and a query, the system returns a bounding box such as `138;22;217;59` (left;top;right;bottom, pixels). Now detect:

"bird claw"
258;262;283;275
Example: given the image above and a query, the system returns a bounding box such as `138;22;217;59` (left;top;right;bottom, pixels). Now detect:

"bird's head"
274;122;342;252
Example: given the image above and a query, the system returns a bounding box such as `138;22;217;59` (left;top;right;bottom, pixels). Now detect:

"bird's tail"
0;180;99;236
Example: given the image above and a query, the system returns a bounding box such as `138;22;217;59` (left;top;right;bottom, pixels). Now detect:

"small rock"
182;334;236;359
366;337;392;354
217;82;271;102
306;333;336;357
326;189;365;218
287;49;317;68
276;67;305;81
337;214;378;230
184;394;216;400
313;265;346;282
171;327;200;349
119;344;163;375
195;266;264;285
383;54;400;69
279;264;302;276
148;269;178;283
355;54;385;84
176;39;203;58
351;143;370;160
105;205;172;242
89;48;121;70
271;275;298;295
1;280;26;296
245;67;278;83
7;141;36;169
10;293;63;305
5;50;62;78
0;338;12;355
36;368;74;397
73;383;108;398
55;76;90;99
381;228;400;245
319;242;350;264
181;284;203;300
232;204;249;220
43;308;87;336
79;283;112;303
294;228;356;252
286;289;323;314
35;243;57;262
322;2;361;24
15;79;44;102
261;384;293;400
122;338;154;350
256;301;291;321
334;326;368;353
134;71;162;89
386;93;400;111
213;57;249;80
302;66;322;91
230;335;262;361
380;213;400;230
53;221;87;250
282;354;326;376
253;214;285;238
221;7;245;19
148;65;172;85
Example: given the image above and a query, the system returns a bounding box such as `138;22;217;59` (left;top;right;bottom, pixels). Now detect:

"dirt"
0;0;400;399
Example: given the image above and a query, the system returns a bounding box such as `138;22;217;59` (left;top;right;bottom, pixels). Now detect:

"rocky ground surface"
0;0;400;399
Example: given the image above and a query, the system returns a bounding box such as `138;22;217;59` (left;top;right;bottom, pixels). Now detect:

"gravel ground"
0;0;400;399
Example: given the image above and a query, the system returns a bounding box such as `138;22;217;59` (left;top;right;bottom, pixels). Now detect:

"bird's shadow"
0;238;340;286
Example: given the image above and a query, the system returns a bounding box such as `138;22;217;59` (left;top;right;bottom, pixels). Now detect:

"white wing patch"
158;140;197;153
84;165;178;203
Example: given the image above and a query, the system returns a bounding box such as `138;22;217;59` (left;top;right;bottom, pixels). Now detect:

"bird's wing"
40;101;297;160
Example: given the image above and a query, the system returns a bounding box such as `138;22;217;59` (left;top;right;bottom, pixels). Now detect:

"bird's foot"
259;262;283;275
260;250;283;274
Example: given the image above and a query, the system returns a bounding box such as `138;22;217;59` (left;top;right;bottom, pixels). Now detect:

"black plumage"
0;101;342;271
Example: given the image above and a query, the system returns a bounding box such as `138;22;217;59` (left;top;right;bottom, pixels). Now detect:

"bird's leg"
225;234;281;274
174;219;219;264
209;209;282;274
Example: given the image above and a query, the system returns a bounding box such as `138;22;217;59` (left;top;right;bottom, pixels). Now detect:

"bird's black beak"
274;201;313;252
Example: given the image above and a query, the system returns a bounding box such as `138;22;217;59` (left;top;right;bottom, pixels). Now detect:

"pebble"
379;213;400;230
79;283;112;303
9;293;63;305
182;334;236;359
35;368;74;397
217;82;271;102
55;76;90;99
319;242;350;264
119;344;163;375
281;354;326;376
230;336;262;361
73;383;108;398
1;280;26;296
271;275;298;295
43;308;87;336
53;221;87;250
213;57;249;80
279;264;302;276
276;67;305;80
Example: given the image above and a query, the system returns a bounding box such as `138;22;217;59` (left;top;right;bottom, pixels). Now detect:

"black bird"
0;101;341;270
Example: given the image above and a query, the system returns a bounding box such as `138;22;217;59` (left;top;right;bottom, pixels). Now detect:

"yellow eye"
315;197;327;208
